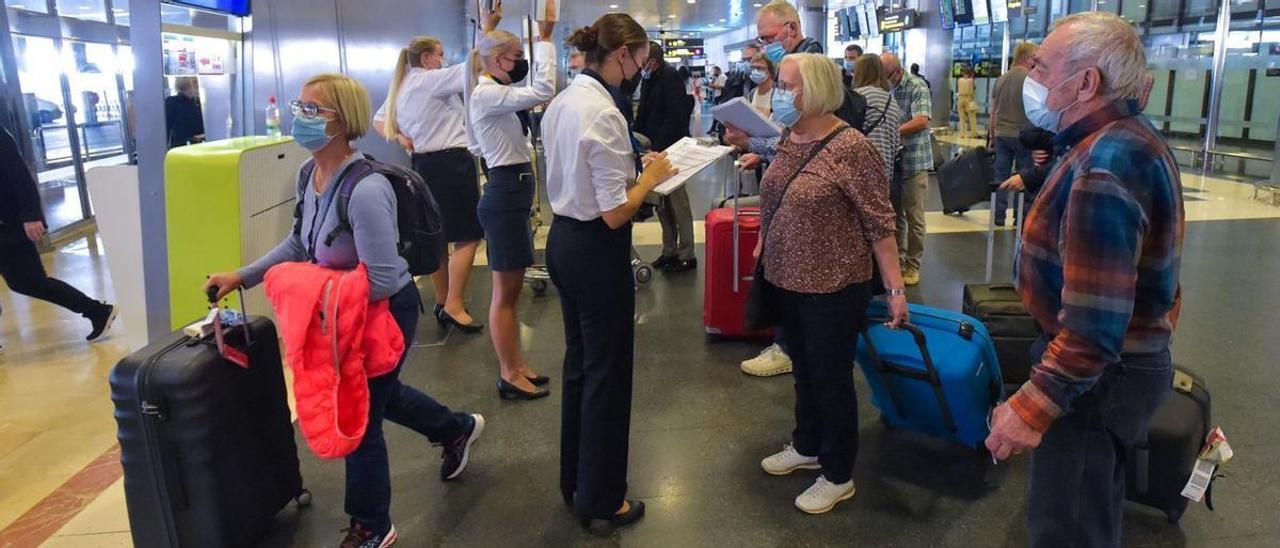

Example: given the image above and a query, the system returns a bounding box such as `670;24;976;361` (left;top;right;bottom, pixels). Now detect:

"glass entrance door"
11;34;85;232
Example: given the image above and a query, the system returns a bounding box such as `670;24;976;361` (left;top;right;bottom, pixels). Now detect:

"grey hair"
1052;12;1147;100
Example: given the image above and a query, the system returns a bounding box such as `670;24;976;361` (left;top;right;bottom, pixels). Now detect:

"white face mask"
1023;71;1085;133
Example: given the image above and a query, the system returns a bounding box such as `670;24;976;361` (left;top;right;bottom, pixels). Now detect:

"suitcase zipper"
136;336;195;547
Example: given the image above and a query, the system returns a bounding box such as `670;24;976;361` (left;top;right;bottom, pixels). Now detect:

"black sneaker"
650;255;676;270
339;522;396;548
85;303;118;342
664;258;698;273
440;414;485;481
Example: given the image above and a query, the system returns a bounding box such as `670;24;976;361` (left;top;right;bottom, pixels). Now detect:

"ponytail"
381;36;442;142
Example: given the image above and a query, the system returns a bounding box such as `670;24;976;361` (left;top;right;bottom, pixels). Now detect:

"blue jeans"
346;283;469;531
1027;336;1173;548
994;136;1033;225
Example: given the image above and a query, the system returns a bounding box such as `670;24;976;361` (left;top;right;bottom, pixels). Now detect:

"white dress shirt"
542;73;633;222
373;63;469;153
468;41;557;168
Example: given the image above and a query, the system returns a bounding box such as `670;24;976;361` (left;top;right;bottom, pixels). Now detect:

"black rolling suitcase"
937;146;994;214
110;296;308;548
963;191;1039;387
1126;367;1213;524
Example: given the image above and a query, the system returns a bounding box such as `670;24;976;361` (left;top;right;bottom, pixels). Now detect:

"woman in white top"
374;30;493;335
745;52;776;116
541;13;676;533
468;5;557;400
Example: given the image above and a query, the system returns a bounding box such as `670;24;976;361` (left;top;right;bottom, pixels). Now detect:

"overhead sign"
1007;0;1024;9
664;38;704;49
940;0;958;30
879;9;918;33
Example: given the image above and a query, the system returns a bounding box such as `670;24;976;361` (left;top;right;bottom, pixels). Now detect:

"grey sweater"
238;152;410;301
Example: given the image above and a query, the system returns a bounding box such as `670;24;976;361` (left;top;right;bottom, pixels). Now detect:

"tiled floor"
2;154;1279;547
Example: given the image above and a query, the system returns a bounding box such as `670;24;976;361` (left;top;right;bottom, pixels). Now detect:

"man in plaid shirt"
881;53;932;286
984;13;1184;547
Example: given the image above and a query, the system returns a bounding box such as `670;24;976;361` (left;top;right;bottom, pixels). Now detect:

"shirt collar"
1053;98;1142;149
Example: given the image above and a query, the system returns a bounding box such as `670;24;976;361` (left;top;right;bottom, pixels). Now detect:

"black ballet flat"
497;378;550;400
438;310;484;334
526;374;550;386
582;500;645;537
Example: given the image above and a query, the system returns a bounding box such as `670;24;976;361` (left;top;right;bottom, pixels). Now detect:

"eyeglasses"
289;99;337;120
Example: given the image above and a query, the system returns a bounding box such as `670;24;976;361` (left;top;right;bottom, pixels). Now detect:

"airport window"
5;0;48;13
56;0;109;22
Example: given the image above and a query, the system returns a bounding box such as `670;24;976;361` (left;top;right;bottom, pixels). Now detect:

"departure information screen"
171;0;251;17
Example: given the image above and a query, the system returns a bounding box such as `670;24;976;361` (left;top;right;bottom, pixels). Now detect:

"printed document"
650;137;735;196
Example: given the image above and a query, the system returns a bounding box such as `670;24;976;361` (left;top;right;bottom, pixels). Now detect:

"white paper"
710;97;782;138
533;0;560;21
650;137;735;196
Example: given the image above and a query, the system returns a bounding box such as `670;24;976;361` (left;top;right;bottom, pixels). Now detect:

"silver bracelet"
885;288;906;297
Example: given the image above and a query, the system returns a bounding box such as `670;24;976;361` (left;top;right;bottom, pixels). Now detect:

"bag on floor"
111;296;308;548
705;168;773;340
1126;367;1213;524
856;301;1003;449
963;190;1038;387
937;146;994;214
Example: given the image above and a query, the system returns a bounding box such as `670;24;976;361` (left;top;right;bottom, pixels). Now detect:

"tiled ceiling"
559;0;764;34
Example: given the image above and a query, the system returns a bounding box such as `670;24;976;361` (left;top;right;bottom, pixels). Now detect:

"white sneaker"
741;343;792;377
761;444;820;476
794;476;856;514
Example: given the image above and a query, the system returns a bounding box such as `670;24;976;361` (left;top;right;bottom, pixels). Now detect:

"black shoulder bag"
745;126;851;331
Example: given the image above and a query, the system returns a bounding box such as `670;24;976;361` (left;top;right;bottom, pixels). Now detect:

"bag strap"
862;93;892;135
323;156;377;248
292;159;317;237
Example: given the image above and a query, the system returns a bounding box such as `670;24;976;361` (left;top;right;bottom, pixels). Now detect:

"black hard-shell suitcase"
937;146;994;214
1126;367;1212;524
962;284;1038;386
110;314;309;547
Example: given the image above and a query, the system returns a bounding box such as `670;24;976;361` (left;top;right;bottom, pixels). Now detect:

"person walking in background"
956;66;979;140
205;74;483;548
983;13;1184;547
0;128;117;346
852;54;903;184
881;52;932;287
468;4;557;400
165;77;205;148
989;42;1038;226
374;26;495;335
637;42;696;273
910;63;931;90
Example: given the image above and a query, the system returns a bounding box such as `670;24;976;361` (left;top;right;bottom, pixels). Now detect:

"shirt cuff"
1006;381;1061;433
533;41;556;63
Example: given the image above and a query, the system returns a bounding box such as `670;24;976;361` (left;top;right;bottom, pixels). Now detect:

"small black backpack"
294;154;445;277
835;87;868;133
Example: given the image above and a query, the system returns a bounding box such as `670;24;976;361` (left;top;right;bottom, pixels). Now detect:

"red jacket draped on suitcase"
264;262;404;459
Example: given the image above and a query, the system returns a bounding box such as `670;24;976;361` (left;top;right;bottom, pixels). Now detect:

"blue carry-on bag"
856;301;1004;449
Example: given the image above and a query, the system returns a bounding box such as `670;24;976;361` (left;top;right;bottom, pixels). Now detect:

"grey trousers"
658;186;696;261
895;171;928;271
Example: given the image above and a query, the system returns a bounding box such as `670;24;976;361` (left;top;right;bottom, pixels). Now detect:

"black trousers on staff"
547;215;635;520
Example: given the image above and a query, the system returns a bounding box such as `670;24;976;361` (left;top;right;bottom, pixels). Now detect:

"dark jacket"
165;94;205;149
636;63;692;152
0;128;44;246
1017;127;1056;194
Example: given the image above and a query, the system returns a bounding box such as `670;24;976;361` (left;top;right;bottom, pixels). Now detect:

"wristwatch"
885;288;906;297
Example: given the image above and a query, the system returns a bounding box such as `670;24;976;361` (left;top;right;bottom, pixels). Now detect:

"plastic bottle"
265;96;281;137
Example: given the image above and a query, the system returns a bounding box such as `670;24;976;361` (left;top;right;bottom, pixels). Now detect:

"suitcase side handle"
860;320;958;434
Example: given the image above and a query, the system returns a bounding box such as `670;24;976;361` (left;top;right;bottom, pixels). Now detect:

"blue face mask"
771;88;801;127
843;59;856;72
749;69;767;84
292;115;335;152
764;42;786;64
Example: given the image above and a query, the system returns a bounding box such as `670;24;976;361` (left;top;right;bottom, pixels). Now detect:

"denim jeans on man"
346;283;469;531
1027;335;1173;548
993;136;1034;225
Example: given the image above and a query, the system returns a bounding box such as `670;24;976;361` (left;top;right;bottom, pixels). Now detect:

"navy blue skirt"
477;163;535;272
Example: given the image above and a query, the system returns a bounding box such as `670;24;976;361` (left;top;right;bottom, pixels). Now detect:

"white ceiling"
561;0;763;34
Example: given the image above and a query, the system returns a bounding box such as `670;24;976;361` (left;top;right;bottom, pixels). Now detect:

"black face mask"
616;52;643;95
500;58;529;85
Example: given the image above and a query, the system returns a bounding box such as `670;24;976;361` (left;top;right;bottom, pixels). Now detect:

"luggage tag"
1181;426;1232;504
206;287;252;369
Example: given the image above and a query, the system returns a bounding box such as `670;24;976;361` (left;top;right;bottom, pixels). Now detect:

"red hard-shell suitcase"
110;303;309;548
703;205;773;340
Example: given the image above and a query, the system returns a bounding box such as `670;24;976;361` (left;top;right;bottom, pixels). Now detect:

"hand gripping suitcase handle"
860;320;958;434
207;287;251;369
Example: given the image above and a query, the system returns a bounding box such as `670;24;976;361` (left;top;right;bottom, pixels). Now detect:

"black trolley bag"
936;146;994;214
110;290;309;547
1126;367;1213;524
962;190;1039;387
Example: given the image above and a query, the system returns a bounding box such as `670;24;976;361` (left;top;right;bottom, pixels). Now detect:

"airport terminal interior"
1;0;1279;546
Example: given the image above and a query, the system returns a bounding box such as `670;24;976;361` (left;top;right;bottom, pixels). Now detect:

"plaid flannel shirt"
892;74;933;176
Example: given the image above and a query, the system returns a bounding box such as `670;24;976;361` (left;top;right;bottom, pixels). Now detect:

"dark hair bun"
567;25;599;52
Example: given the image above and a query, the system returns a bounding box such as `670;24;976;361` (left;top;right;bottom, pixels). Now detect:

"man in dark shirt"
164;77;205;149
636;43;696;272
0;128;117;345
910;63;931;90
842;44;864;89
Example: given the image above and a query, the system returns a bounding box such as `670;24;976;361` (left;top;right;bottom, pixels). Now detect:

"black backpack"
835;87;868;133
293;154;446;277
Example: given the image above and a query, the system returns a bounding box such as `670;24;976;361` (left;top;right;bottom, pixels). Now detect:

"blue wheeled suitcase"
856;301;1004;449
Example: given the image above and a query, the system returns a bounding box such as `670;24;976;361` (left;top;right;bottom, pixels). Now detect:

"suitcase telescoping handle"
206;287;251;369
859;320;958;434
984;189;1025;284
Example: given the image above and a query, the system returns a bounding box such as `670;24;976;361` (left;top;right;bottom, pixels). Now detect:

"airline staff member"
374;30;494;334
469;4;556;400
542;13;677;535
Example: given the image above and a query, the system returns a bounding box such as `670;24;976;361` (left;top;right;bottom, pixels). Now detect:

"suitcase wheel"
530;279;549;295
296;489;313;508
633;263;654;287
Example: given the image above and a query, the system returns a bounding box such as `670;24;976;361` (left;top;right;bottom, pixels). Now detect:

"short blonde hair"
782;53;844;118
760;0;799;24
1052;11;1148;99
1013;42;1037;67
303;73;371;141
